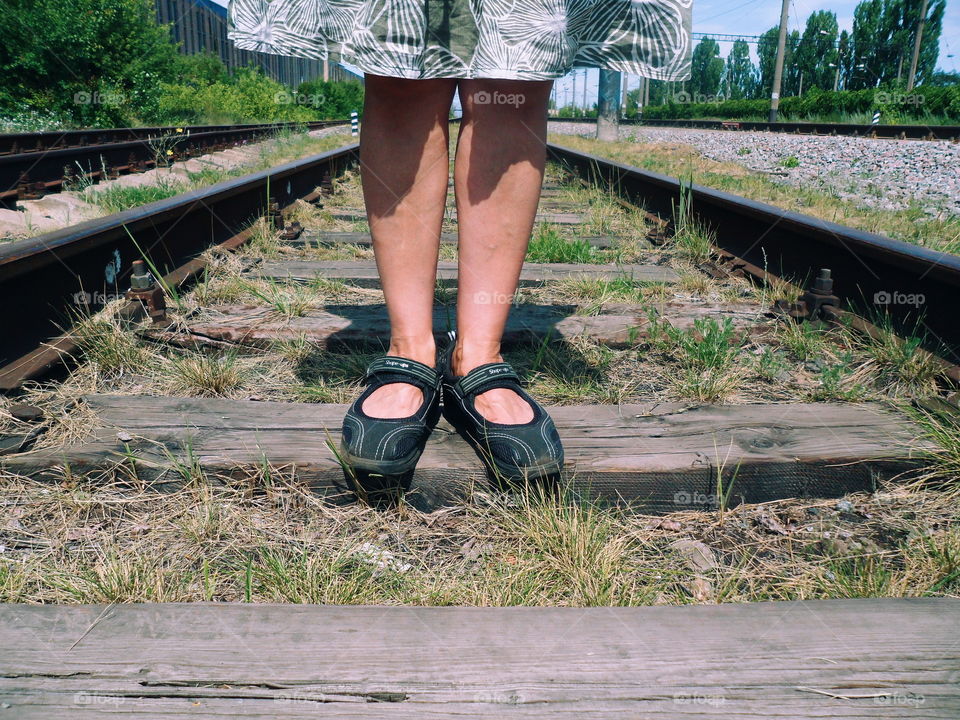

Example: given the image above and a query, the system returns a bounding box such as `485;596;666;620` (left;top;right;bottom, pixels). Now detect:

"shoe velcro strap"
458;363;521;396
366;357;440;389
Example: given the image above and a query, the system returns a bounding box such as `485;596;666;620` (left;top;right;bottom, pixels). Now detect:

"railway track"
550;116;960;141
0;135;955;511
1;135;958;717
0;120;347;208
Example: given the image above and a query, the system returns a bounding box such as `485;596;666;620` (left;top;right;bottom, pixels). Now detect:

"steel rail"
0;121;346;156
548;117;960;141
546;142;960;368
0;120;348;207
0;142;359;389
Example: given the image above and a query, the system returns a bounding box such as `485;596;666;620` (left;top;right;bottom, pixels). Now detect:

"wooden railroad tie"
3;396;928;512
1;598;957;718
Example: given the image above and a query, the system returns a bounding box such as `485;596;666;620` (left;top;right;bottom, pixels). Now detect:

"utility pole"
906;0;929;92
597;69;621;142
582;69;588;112
769;0;790;122
572;72;577;113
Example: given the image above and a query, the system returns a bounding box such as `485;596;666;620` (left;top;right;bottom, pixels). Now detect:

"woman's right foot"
361;382;425;418
361;341;436;418
340;356;442;506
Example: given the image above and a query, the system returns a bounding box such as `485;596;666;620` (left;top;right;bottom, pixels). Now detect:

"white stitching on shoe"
376;425;421;459
484;433;537;464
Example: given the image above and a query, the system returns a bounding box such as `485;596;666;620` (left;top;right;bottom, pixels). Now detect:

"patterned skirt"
227;0;692;81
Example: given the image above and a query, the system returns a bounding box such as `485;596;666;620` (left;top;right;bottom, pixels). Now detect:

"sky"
208;0;958;104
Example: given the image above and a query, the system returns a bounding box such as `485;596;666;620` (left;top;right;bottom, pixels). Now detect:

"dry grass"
0;472;956;605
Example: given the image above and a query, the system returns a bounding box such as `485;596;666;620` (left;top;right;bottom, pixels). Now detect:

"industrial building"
154;0;360;86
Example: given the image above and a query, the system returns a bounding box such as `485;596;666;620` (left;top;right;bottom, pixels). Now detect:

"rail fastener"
774;268;841;321
125;260;167;325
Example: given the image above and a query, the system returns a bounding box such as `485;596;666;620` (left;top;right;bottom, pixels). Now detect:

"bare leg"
452;80;553;424
358;75;457;418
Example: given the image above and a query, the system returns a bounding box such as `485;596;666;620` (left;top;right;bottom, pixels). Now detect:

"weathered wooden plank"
152;302;765;351
252;260;678;287
289;231;627;249
1;599;957;718
3;396;927;511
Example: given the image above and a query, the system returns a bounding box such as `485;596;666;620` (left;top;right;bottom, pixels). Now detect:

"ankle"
451;339;502;376
388;335;437;368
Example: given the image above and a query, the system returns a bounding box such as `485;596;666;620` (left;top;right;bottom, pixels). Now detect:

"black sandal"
340;356;442;505
439;331;564;488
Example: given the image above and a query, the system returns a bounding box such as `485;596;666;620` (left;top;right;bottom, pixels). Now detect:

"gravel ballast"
548;121;960;219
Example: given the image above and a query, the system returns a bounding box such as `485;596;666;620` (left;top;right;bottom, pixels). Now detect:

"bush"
0;0;180;126
639;86;960;123
155;67;318;125
294;80;364;119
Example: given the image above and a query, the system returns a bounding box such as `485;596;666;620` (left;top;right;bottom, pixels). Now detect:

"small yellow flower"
166;149;173;155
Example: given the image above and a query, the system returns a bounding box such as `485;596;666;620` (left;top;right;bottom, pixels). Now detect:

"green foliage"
641;85;960;122
156;66;317;125
689;38;725;99
724;40;757;100
0;0;180;126
294;79;364;119
0;0;355;128
527;227;596;263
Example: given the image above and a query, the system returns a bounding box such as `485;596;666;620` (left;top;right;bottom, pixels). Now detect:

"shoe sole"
339;442;425;506
442;405;563;486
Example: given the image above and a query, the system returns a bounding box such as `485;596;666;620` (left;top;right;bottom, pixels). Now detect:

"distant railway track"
0;120;348;208
549;116;960;141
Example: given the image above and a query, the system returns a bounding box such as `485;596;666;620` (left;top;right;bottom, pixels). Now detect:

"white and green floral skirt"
227;0;692;81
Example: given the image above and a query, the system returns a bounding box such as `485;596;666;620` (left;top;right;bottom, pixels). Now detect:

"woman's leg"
452;80;553;424
358;74;457;418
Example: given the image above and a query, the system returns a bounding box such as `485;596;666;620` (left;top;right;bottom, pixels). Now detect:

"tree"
0;0;180;125
850;0;944;89
781;31;802;96
688;37;724;99
724;40;756;99
794;11;839;92
837;30;853;90
757;26;780;97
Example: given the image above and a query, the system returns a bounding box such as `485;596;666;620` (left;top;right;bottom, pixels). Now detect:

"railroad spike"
125;259;167;324
774;268;839;321
319;171;335;196
279;221;303;241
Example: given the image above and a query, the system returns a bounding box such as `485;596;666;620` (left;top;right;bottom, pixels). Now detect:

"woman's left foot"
439;331;564;486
